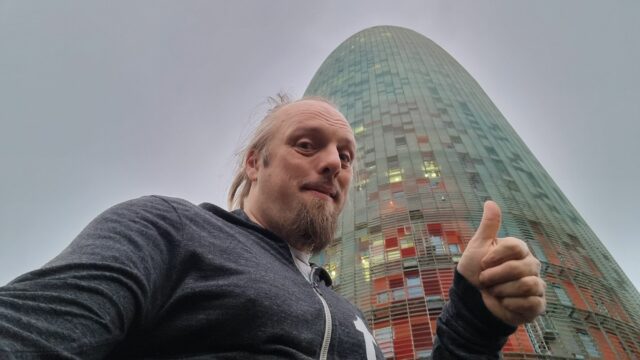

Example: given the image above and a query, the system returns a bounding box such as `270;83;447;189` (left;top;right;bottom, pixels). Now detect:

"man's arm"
432;201;546;359
0;196;183;359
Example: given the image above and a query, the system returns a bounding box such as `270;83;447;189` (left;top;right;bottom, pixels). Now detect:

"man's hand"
457;201;546;326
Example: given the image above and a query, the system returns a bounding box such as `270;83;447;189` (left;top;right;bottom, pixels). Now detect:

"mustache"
300;180;341;199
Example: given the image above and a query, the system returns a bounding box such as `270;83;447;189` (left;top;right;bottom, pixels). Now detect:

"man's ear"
245;149;260;182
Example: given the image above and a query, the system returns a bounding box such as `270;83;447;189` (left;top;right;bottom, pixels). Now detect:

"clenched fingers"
479;255;541;288
481;237;529;270
500;295;547;323
485;276;546;298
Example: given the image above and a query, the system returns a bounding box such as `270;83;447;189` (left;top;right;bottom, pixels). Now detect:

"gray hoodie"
0;195;514;359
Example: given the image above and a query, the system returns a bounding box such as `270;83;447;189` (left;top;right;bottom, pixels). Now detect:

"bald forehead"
272;100;352;132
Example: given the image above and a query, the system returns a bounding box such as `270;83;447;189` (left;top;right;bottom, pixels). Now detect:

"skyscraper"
305;26;640;359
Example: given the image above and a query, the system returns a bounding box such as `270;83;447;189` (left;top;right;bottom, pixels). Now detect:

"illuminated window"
423;160;441;179
387;250;400;261
360;256;370;282
388;168;403;183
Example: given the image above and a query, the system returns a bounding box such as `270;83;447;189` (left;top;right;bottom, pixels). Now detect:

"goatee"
288;198;338;253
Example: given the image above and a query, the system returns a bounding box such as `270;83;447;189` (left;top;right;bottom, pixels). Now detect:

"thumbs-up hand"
457;201;546;326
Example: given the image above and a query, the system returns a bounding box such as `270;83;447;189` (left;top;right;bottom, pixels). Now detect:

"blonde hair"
227;94;340;210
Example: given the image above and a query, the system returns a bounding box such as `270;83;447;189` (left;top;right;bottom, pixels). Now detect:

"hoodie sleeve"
0;196;184;359
431;270;517;359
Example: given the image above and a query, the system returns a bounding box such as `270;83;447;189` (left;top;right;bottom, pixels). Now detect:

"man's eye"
340;153;352;164
296;141;314;150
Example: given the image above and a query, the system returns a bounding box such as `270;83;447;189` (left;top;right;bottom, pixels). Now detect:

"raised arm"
433;201;546;359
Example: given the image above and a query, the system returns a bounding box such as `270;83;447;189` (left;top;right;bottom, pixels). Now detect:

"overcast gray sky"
1;1;638;292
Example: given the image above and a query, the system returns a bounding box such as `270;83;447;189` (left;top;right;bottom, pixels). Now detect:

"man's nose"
318;147;342;178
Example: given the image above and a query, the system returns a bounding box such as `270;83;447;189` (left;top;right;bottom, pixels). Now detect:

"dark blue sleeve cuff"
433;269;517;359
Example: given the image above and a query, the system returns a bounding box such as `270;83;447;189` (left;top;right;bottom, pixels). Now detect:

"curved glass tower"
305;26;640;359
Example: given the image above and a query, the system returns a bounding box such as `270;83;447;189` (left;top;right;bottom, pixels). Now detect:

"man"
0;97;545;359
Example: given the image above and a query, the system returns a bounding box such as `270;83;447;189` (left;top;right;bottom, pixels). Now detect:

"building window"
374;327;394;358
529;242;548;263
577;330;600;358
426;295;444;310
423;160;440;178
431;235;446;255
552;284;572;307
392;289;405;301
388;168;403;183
377;292;389;304
448;244;460;255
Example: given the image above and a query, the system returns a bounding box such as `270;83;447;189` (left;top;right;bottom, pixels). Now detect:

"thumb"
473;201;501;242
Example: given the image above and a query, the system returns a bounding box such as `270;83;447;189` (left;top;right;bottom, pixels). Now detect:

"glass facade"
305;26;640;359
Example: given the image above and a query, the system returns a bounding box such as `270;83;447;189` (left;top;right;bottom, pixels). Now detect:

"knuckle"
521;277;538;293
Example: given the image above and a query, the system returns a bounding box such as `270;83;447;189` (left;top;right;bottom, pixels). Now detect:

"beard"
285;197;339;253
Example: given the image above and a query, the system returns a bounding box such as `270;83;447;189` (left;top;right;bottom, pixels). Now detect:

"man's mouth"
301;183;338;200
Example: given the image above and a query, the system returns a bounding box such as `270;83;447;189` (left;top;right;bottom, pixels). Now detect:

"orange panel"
563;281;588;310
374;277;388;291
607;333;630;360
445;230;460;244
590;328;615;360
502;325;534;353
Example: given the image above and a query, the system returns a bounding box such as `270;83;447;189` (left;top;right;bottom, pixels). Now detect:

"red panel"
389;277;404;289
385;237;398;249
421;269;441;296
427;223;442;236
404;270;419;278
401;247;416;258
393;320;414;360
397;227;406;237
438;269;454;300
411;315;433;349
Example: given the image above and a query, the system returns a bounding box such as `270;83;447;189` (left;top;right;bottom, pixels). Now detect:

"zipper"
311;266;332;360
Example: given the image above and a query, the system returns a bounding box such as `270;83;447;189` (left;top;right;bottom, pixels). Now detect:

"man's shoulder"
114;195;249;232
106;195;211;219
115;195;196;210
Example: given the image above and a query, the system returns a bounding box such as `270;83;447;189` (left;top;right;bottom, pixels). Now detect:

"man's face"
244;100;356;252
